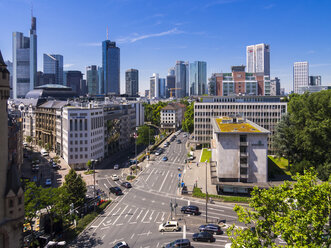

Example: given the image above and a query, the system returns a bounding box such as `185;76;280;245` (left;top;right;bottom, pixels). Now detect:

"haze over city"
1;0;331;93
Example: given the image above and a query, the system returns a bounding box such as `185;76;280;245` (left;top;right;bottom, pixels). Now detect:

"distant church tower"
0;50;24;247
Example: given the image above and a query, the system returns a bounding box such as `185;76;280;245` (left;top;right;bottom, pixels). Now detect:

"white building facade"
160;103;185;131
246;43;270;76
293;61;309;93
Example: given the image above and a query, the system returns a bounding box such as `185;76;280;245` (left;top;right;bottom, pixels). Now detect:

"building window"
18;197;22;205
9;199;14;208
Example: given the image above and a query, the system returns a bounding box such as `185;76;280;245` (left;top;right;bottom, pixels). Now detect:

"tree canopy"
136;125;155;146
143;101;168;126
62;169;87;207
273;90;331;180
182;101;194;133
227;169;331;247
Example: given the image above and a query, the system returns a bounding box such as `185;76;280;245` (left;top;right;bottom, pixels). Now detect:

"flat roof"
213;117;270;134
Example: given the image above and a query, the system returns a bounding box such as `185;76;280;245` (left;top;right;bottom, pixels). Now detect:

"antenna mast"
107;26;109;40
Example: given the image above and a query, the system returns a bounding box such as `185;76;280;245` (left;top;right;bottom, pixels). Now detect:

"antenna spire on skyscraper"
107;25;109;40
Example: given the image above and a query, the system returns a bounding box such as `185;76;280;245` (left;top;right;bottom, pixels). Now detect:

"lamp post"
91;159;97;200
205;159;208;223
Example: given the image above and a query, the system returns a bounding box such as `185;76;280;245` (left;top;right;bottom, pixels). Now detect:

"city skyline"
1;0;331;94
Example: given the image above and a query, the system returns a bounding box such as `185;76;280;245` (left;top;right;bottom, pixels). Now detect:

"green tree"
227;169;331;247
44;143;51;152
182;102;194;133
136;125;155;146
86;160;92;171
62;169;87;207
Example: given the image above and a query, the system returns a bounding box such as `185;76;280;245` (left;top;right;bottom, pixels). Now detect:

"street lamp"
91;159;97;200
205;159;208;223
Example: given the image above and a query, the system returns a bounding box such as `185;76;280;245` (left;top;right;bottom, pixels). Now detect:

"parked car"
129;159;138;165
121;182;132;188
52;162;60;169
45;178;52;187
41;151;49;157
113;241;129;248
181;185;188;194
192;231;215;242
114;164;120;170
199;224;223;235
109;187;123;196
163;239;191;248
163;142;170;148
183;133;187;138
155;149;163;156
158;221;180;232
162;156;168;161
111;174;119;181
176;140;181;144
187;156;195;161
181;205;199;215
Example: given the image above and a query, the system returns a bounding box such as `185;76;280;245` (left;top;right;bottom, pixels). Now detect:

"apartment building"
194;96;287;153
58;106;104;169
160;103;186;131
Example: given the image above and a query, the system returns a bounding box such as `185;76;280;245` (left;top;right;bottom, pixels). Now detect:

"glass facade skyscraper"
175;61;189;98
102;40;120;94
159;78;166;98
12;16;37;98
43;54;63;85
125;69;139;96
189;61;207;96
86;65;99;95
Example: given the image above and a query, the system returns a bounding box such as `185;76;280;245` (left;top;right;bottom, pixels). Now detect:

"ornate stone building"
0;51;24;247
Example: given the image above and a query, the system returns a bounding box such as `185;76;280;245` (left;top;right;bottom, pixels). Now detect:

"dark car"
163;239;191;248
192;231;215;242
109;187;123;195
180;205;199;215
176;140;181;144
121;182;132;188
181;185;188;194
113;241;129;248
199;224;223;235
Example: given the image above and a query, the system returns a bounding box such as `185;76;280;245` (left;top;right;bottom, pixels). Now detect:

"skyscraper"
125;69;139;96
309;76;321;86
175;61;189;98
86;65;99;95
98;66;104;94
246;43;270;76
189;61;207;96
150;73;159;98
12;16;37;98
65;71;83;95
43;54;63;84
166;74;175;98
102;40;120;94
159;78;166;98
293;62;309;93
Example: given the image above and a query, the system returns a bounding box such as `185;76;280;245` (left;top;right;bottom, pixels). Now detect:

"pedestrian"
196;162;198;167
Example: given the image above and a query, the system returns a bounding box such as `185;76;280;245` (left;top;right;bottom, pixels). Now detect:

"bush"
130;165;140;171
192;187;250;203
127;175;136;181
84;170;95;175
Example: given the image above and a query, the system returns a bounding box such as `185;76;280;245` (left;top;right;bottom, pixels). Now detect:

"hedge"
192;187;250;203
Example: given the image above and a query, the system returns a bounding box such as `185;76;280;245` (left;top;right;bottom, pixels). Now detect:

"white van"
41;149;49;157
159;221;180;232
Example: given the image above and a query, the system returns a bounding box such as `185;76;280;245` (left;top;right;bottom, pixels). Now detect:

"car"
181;205;199;215
162;156;168;161
41;151;49;157
181;185;188;194
192;231;215;242
114;164;120;170
129;159;138;165
111;174;119;181
163;142;170;148
176;140;181;144
45;178;52;187
155;150;163;156
158;221;180;232
187;156;195;161
183;133;187;137
113;241;129;248
199;224;223;235
162;239;191;248
121;182;132;188
109;187;123;195
52;162;60;169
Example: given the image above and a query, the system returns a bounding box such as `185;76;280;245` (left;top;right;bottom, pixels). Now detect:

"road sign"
178;173;181;178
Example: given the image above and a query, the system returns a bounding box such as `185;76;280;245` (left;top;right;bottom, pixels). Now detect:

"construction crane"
168;88;181;98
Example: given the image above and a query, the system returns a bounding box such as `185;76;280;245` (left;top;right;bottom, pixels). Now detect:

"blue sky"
1;0;331;93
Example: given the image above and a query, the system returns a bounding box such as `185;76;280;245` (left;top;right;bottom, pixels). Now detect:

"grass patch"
126;175;136;181
200;148;212;162
268;156;291;177
192;187;250;203
84;170;95;175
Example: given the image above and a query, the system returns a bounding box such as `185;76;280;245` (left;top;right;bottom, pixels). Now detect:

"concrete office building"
175;61;189;98
189;61;207;96
270;77;280;96
102;40;120;94
150;73;159;98
12;16;37;98
193;96;287;153
0;51;24;247
297;85;331;94
309;76;321;86
125;69;139;96
43;54;63;85
59;106;104;169
65;71;83;95
293;62;309;93
160;103;186;131
86;65;99;95
246;43;270;76
213;66;271;96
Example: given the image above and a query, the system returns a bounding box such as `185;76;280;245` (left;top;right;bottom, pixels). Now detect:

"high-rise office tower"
189;61;207;96
246;43;270;75
150;73;159;98
12;16;37;98
86;65;99;95
309;76;321;86
159;78;166;98
166;74;176;98
102;40;120;94
175;61;189;98
293;62;309;93
43;54;63;84
125;69;139;96
65;70;83;95
168;67;175;76
98;66;103;94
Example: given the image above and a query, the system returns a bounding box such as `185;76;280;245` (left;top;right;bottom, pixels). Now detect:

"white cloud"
63;64;74;68
117;28;183;44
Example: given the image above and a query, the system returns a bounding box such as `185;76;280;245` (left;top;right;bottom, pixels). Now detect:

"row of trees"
228;169;331;247
25;169;87;242
273;90;331;180
181;100;194;133
143;101;168;126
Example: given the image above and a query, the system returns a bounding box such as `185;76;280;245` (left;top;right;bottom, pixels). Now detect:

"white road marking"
100;226;110;230
128;208;138;223
149;210;155;221
141;209;150;223
129;222;137;224
145;168;155;182
136;209;143;220
154;212;160;222
161;212;165;221
159;170;170;192
116;223;123;226
130;233;135;239
112;205;128;225
125;208;132;219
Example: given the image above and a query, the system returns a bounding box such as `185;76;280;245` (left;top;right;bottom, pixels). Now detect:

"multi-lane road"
72;133;241;248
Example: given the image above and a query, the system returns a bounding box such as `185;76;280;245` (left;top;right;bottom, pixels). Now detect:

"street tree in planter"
62;169;87;208
86;160;92;171
26;136;33;151
136;125;155;146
